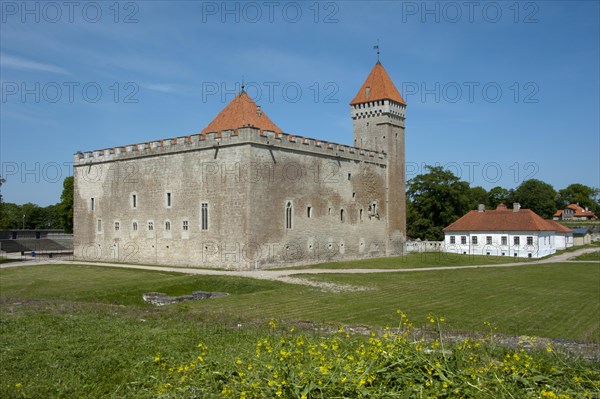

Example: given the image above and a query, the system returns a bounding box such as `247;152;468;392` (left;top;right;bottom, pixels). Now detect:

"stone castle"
73;61;407;269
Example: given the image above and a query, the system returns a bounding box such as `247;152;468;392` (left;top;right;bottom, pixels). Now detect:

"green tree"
59;176;74;233
0;202;21;229
488;186;512;209
558;184;600;214
407;165;473;241
469;186;488;208
512;179;558;219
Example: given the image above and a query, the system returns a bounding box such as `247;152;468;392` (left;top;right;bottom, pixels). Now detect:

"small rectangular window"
347;173;351;180
114;222;120;231
472;236;478;245
201;203;208;230
132;194;137;208
307;207;312;218
132;221;138;231
527;236;533;245
148;221;154;231
91;198;95;211
461;236;467;245
450;236;456;244
486;236;492;245
182;220;189;231
514;236;520;245
165;221;171;231
166;192;172;207
97;219;102;232
501;236;507;245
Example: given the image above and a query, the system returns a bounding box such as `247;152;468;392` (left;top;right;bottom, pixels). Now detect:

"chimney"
477;204;485;212
513;203;521;212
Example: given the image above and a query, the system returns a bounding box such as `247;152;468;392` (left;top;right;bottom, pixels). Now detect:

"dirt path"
2;247;598;292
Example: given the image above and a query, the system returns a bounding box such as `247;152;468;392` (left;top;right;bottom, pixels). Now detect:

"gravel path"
2;247;598;292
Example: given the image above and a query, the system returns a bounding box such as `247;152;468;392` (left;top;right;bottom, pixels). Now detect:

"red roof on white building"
444;204;573;233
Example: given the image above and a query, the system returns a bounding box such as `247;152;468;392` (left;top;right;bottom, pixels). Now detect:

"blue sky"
1;0;599;206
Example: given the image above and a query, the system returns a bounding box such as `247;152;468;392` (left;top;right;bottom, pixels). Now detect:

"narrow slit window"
285;202;292;229
340;209;345;222
307;207;312;218
166;192;172;207
201;203;209;230
132;194;137;208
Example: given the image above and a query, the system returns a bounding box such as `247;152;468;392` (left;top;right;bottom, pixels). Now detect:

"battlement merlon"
73;127;388;166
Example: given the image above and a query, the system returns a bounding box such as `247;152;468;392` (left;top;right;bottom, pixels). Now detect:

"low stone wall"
405;241;444;253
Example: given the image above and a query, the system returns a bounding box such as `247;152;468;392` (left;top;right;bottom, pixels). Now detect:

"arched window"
285;202;292;229
165;221;171;231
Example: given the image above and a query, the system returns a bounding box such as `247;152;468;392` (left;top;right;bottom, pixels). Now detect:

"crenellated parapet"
350;99;406;123
74;127;386;166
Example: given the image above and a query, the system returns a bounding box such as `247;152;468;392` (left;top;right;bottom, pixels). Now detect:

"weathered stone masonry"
73;62;407;269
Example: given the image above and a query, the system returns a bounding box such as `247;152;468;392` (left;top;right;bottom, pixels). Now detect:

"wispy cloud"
0;54;70;75
142;83;182;94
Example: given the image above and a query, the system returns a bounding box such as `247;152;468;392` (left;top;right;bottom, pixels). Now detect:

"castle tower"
350;61;407;252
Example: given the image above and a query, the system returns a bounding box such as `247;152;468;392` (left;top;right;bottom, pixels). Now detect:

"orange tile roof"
444;205;573;233
201;91;283;134
350;61;406;106
553;203;598;219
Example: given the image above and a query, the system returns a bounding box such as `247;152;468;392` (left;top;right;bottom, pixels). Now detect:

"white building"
443;203;573;259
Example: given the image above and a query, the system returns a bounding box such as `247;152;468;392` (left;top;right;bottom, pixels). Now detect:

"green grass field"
1;260;599;398
285;251;532;270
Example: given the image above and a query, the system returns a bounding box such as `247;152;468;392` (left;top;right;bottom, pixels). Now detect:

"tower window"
285;202;293;229
148;221;154;231
97;219;102;232
182;220;189;231
165;221;171;231
359;209;363;221
90;198;95;211
201;202;209;230
340;209;345;222
132;221;138;231
347;173;351;180
114;221;120;231
365;86;371;98
307;206;312;218
166;192;172;207
132;194;137;208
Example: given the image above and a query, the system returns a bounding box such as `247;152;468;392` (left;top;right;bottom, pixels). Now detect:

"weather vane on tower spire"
373;39;380;62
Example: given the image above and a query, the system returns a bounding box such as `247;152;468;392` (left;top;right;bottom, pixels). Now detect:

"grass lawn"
576;251;600;261
285;251;531;270
1;262;599;398
1;262;598;340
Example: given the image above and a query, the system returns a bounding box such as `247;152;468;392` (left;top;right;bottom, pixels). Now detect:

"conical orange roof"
350;61;406;106
201;91;283;134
